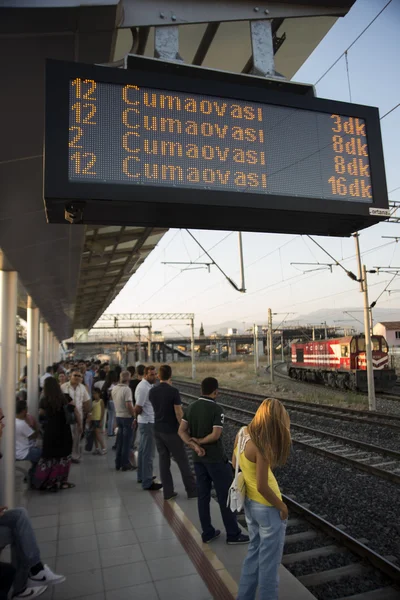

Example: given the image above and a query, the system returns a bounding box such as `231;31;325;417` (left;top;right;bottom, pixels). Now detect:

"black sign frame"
44;58;389;236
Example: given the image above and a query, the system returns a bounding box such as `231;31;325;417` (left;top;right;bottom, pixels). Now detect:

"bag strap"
234;427;244;484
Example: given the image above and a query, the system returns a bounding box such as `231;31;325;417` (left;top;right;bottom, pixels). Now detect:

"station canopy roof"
0;0;355;341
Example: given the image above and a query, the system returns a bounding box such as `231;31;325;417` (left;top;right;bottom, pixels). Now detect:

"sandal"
60;482;76;489
42;484;58;493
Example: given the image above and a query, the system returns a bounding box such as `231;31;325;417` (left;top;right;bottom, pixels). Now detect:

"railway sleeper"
298;562;366;586
337;586;400;600
282;544;345;565
285;530;317;544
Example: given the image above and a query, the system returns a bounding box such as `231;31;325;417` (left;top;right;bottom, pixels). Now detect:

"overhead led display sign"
44;57;389;236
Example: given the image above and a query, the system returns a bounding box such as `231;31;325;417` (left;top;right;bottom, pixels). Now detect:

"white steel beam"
27;300;40;418
0;270;18;507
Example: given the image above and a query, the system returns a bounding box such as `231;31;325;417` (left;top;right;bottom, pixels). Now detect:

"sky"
105;0;400;335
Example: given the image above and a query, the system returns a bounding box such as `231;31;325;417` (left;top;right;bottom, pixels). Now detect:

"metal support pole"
148;323;152;362
268;308;274;383
362;265;376;411
250;19;275;77
190;318;196;380
238;232;246;293
39;319;45;376
253;324;259;373
281;332;284;363
27;300;39;418
0;270;18;508
324;322;328;340
353;233;364;292
312;326;315;341
137;329;142;363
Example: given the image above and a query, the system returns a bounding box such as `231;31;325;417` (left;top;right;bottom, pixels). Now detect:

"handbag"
227;427;246;513
63;403;76;426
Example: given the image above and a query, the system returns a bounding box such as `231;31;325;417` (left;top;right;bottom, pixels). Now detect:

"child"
89;388;106;455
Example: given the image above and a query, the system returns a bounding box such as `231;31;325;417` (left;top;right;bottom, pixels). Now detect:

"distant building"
373;321;400;347
227;328;238;336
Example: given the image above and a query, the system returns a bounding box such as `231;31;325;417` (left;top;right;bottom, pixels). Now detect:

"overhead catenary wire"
314;0;393;86
380;102;400;121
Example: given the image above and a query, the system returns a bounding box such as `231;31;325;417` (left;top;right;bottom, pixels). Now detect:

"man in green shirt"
179;377;249;545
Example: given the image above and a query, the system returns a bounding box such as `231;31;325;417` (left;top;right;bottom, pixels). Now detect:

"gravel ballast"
222;421;400;563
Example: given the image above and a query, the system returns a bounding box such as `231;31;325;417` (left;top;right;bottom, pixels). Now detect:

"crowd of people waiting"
2;357;291;600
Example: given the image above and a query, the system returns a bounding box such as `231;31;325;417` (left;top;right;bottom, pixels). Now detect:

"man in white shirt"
15;398;41;485
39;366;53;390
134;366;162;491
61;369;90;462
112;371;135;471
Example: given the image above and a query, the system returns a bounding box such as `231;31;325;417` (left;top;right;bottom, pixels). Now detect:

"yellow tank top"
91;399;102;421
237;437;282;507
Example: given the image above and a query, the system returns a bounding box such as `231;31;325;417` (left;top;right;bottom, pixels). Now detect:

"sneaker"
13;586;48;598
145;482;163;491
203;530;221;544
101;449;107;455
28;564;66;587
226;533;250;545
164;492;178;501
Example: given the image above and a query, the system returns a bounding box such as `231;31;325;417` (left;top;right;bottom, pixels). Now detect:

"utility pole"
253;324;259;373
312;325;315;341
281;332;284;363
268;308;274;383
353;233;376;410
362;265;376;411
190;317;196;380
324;321;328;340
137;328;142;363
148;322;152;362
238;232;246;292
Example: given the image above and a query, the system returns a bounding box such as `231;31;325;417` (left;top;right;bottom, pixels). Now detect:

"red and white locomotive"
289;335;397;392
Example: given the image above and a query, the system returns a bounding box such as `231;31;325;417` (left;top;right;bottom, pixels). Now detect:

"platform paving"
11;439;315;600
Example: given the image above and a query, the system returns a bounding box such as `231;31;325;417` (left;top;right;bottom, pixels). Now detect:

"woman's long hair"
42;376;66;415
102;370;118;400
247;398;291;468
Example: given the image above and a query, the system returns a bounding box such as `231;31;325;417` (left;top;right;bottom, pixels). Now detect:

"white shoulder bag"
227;427;246;513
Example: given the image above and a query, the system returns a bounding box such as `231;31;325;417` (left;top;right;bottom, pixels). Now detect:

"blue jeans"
107;401;115;436
115;417;134;469
194;461;241;542
0;507;41;595
237;499;287;600
137;423;155;489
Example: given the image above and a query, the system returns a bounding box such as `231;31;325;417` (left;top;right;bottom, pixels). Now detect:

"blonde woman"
233;399;291;600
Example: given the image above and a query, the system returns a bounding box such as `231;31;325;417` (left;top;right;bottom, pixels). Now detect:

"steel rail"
283;496;400;584
181;393;400;484
176;380;400;429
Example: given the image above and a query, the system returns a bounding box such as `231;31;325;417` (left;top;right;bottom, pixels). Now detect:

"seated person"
1;407;65;599
15;398;41;485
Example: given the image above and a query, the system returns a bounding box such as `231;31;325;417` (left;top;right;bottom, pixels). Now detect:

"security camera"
64;202;85;224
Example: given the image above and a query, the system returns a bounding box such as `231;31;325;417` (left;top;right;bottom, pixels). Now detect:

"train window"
350;339;356;353
341;345;349;357
372;337;380;351
382;339;388;353
357;338;366;351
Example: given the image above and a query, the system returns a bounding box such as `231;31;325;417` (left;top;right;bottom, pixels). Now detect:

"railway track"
180;391;400;599
181;392;400;484
176;379;400;430
280;497;400;599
